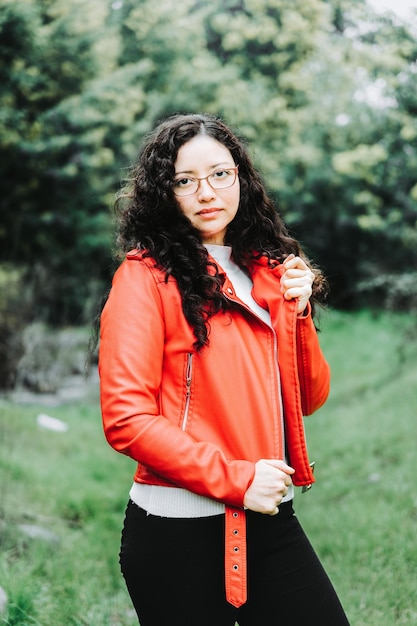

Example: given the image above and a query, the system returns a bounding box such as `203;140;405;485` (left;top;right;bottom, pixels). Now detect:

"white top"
130;245;294;517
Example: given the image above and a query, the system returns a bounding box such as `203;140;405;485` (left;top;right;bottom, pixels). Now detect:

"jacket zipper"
181;352;193;431
271;326;286;461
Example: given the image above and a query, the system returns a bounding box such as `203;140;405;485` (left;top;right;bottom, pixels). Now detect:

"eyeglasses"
172;166;239;197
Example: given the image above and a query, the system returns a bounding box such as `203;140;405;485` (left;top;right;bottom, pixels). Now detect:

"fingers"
243;459;294;515
283;253;308;270
281;277;312;302
281;268;314;295
281;255;314;313
282;255;313;282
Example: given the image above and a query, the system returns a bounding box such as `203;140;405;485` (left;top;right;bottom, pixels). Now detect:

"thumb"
263;459;295;475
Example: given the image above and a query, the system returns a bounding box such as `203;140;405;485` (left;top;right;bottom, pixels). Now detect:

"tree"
1;0;416;325
282;2;417;306
0;0;115;321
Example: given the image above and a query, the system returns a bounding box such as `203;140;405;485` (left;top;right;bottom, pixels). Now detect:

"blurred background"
1;0;416;391
0;1;416;624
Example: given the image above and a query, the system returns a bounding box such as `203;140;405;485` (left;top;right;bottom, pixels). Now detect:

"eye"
174;177;194;188
212;169;231;179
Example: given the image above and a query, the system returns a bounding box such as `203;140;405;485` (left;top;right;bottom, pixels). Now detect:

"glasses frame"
172;166;239;197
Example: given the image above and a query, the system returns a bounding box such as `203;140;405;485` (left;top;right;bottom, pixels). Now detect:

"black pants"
119;499;350;626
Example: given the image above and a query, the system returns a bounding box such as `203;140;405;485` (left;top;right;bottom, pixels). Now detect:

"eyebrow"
174;162;235;176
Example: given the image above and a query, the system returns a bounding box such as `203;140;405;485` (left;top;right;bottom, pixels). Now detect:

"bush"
356;271;417;312
0;265;29;390
16;324;90;393
356;271;417;365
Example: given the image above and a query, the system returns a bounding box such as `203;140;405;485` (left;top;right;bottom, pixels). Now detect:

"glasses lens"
172;168;237;196
172;177;198;196
209;169;236;189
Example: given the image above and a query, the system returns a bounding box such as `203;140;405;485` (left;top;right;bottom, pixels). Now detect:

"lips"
197;208;222;216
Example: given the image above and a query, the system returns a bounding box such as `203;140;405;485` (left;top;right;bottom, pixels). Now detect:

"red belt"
225;506;247;607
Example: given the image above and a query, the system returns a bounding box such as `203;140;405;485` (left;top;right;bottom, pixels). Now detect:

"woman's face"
173;135;240;245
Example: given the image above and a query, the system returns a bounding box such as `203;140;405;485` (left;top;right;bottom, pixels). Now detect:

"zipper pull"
185;354;192;396
302;461;315;493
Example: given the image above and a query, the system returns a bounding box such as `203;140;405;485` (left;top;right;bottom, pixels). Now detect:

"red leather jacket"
100;250;329;496
99;250;330;606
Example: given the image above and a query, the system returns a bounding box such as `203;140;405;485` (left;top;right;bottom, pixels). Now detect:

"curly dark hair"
115;113;328;350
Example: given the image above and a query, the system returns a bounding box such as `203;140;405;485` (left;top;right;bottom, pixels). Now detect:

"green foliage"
0;0;116;323
267;2;417;304
15;323;91;392
0;265;29;390
0;0;416;322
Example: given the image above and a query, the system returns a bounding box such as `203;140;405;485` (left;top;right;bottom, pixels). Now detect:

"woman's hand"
281;254;314;315
243;459;295;516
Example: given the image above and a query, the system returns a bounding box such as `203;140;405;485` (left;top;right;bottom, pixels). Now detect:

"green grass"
0;310;416;625
296;309;417;626
0;392;137;625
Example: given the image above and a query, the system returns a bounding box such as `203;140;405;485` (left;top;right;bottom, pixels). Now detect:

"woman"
99;113;350;625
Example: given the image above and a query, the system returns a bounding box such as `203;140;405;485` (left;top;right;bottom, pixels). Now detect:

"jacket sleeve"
295;306;331;416
99;258;255;507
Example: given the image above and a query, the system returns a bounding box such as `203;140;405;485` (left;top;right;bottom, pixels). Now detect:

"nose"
197;178;216;201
